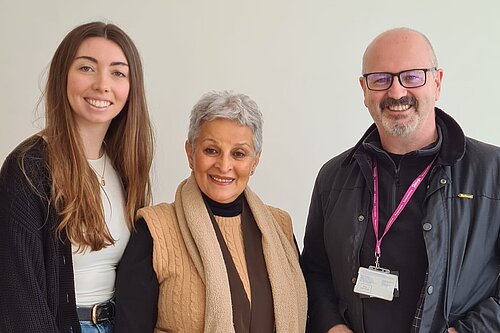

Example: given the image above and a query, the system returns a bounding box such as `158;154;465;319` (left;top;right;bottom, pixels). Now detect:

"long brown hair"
39;21;153;251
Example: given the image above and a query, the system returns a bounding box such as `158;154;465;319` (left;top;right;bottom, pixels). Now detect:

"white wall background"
1;0;499;248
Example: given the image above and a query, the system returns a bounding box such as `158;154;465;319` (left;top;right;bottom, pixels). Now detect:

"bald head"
362;28;438;74
359;27;443;153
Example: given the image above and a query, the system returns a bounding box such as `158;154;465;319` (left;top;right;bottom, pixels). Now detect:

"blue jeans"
79;320;113;333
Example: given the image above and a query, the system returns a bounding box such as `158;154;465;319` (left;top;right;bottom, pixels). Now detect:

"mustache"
380;96;417;110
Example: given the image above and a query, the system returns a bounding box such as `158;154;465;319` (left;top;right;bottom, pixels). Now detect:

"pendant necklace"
89;153;107;186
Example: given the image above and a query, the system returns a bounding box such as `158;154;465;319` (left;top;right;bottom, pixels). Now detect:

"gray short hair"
187;91;263;154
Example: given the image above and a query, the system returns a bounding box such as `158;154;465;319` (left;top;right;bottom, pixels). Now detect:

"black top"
114;218;158;333
359;131;441;333
202;192;244;217
0;136;81;333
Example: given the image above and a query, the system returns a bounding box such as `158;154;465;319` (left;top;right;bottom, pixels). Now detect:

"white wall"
1;0;499;248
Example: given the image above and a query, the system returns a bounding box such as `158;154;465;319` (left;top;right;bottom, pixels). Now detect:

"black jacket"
302;108;500;333
0;136;81;333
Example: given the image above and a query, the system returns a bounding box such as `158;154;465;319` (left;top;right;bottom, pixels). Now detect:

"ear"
359;76;369;107
185;140;194;168
433;68;444;101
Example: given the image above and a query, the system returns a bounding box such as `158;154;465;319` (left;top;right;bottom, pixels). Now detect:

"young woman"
0;21;154;333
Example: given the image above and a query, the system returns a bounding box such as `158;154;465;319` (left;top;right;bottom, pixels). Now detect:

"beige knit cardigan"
137;175;307;333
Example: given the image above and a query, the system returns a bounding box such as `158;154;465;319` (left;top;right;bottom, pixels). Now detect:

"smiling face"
360;29;443;143
67;37;130;134
185;118;260;203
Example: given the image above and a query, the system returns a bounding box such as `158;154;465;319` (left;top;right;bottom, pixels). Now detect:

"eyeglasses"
363;68;437;91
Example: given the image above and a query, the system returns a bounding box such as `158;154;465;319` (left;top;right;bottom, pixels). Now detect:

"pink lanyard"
371;157;435;267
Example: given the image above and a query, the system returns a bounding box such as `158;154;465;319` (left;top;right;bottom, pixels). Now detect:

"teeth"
211;176;233;183
86;98;111;108
388;104;411;111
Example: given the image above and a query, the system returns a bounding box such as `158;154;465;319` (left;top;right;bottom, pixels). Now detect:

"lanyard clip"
374;252;381;269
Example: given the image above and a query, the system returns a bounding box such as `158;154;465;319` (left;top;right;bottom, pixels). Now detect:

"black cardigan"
0;136;80;333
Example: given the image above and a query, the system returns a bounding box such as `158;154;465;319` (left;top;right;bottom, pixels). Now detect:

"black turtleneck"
202;193;244;217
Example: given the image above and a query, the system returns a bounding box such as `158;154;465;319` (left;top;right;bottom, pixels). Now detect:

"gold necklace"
89;154;107;186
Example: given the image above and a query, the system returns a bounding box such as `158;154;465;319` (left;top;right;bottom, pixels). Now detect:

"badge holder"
353;255;399;301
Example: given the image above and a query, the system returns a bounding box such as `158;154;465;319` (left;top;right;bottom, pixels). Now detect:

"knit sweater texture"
115;175;306;333
215;215;251;300
0;136;81;333
147;205;297;332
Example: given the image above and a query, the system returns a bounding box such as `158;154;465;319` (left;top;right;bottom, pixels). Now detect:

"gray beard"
382;115;419;137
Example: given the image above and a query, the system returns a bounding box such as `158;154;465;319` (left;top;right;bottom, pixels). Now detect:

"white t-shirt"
72;154;130;306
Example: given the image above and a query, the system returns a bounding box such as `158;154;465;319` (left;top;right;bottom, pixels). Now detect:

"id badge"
353;266;398;301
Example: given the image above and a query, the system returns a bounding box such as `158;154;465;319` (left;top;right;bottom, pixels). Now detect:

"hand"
448;328;458;333
327;324;354;333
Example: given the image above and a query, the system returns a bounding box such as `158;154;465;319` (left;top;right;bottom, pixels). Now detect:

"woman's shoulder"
10;134;47;157
137;202;175;220
0;135;52;233
2;135;47;172
245;187;291;223
6;135;46;159
265;205;293;241
1;135;49;190
265;205;291;222
136;203;177;238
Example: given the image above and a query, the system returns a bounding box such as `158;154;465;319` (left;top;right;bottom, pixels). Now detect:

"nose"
387;76;407;99
216;154;232;173
92;72;110;93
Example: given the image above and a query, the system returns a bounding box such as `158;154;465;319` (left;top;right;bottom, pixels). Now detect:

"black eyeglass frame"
362;67;437;91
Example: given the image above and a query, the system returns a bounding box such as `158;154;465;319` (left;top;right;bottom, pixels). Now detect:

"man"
301;27;500;333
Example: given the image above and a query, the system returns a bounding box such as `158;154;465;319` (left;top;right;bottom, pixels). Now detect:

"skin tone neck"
79;125;108;159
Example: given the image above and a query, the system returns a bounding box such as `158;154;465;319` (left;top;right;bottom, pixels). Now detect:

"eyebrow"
74;56;129;67
202;138;253;148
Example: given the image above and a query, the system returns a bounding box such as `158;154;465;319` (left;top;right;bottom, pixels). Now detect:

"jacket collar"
342;107;466;167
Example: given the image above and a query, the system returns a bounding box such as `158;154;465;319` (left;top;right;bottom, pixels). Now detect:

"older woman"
115;91;307;333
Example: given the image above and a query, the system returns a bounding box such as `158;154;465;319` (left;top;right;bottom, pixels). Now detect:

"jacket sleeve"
451;281;500;331
301;174;348;333
114;218;159;333
0;152;60;332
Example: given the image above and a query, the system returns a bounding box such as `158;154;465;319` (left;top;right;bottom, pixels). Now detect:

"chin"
388;125;413;137
215;197;235;204
207;192;235;204
383;118;419;137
